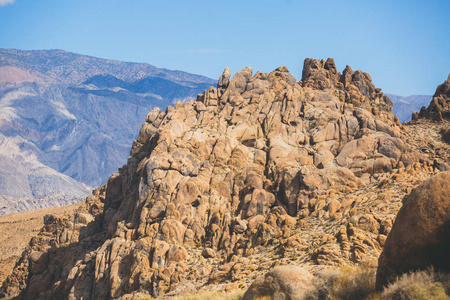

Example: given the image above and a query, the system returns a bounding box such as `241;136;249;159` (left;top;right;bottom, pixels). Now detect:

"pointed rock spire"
324;58;337;74
301;58;323;81
218;67;231;89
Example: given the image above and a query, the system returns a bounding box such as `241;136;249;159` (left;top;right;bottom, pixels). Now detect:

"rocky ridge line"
412;74;450;122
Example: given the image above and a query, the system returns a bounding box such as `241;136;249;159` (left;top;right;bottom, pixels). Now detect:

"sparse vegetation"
118;268;450;300
302;266;450;300
134;295;155;300
382;269;450;300
308;264;378;300
175;290;244;300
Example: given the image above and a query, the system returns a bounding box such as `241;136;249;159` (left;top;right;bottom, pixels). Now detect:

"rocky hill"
0;49;216;214
1;58;449;299
412;74;450;122
0;203;82;287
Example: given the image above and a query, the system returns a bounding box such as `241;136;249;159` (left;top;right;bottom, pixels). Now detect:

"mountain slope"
0;49;216;214
0;134;90;215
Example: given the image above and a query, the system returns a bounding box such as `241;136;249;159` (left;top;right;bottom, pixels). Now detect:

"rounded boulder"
376;171;450;290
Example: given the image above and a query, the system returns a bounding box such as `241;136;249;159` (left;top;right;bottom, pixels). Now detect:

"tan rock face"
376;171;450;290
1;58;438;299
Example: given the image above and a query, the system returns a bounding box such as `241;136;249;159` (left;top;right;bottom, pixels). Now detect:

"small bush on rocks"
308;263;378;300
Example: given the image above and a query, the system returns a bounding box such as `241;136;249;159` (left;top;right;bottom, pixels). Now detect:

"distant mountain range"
387;94;432;123
0;49;216;214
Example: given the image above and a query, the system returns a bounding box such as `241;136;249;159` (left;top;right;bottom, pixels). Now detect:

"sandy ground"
0;203;82;286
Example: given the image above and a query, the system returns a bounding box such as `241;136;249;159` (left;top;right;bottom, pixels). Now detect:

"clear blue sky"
0;0;449;95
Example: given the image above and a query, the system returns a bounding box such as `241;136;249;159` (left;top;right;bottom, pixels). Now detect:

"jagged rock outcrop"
2;58;437;299
376;171;450;290
408;74;450;172
412;74;450;121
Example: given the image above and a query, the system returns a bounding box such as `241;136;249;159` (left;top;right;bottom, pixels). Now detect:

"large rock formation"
1;58;441;299
376;171;450;290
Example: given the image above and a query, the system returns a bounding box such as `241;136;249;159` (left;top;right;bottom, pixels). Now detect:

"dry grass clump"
308;263;379;300
112;267;450;300
306;263;450;300
382;269;450;300
117;292;155;300
175;290;244;300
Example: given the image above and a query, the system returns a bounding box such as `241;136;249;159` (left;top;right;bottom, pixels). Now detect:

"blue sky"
0;0;449;95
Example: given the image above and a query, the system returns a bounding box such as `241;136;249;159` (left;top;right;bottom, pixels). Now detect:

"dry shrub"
308;262;378;300
117;293;155;300
436;272;450;294
175;290;244;300
382;269;450;300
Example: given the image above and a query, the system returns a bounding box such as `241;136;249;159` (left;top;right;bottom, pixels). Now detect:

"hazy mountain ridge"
0;49;216;86
387;93;432;123
0;49;217;214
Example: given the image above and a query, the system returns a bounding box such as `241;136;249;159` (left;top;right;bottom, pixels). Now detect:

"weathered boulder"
376;171;450;290
201;248;216;258
242;266;315;300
